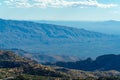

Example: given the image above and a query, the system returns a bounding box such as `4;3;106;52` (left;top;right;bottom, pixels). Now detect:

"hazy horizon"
1;18;120;21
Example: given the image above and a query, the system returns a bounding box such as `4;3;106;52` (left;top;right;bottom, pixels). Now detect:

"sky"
0;0;120;21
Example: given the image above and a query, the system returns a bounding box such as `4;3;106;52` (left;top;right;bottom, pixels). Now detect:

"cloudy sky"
0;0;120;21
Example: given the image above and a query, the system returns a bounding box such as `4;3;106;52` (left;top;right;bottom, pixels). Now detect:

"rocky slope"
0;50;67;78
0;50;120;80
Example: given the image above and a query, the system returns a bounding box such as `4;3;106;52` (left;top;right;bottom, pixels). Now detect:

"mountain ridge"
34;20;120;35
1;19;120;61
48;54;120;71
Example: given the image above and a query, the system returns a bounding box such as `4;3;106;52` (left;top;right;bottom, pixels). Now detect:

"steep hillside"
0;19;120;59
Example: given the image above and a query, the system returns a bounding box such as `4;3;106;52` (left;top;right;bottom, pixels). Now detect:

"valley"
1;19;120;80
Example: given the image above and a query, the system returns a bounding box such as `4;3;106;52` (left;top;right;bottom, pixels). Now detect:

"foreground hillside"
0;50;68;79
0;50;120;80
1;19;120;62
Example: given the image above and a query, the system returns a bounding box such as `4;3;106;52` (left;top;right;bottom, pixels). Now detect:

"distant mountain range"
35;20;120;35
1;19;120;62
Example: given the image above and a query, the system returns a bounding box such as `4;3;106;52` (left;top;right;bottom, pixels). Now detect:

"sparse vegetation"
0;50;120;80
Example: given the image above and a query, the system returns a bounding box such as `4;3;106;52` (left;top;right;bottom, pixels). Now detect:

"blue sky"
0;0;120;21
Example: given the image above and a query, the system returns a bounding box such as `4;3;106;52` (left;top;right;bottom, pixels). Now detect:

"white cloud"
4;0;32;8
3;0;118;8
